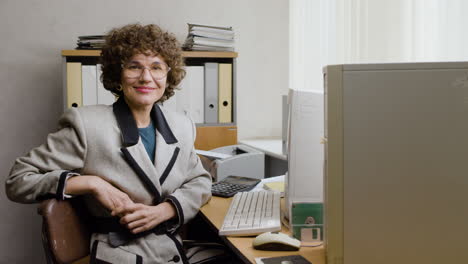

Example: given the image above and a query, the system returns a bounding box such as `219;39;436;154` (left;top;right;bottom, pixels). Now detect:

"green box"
291;202;323;241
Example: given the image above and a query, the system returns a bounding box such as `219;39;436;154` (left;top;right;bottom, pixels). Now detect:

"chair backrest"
37;198;91;264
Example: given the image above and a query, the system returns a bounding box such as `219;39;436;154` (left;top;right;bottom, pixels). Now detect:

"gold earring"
117;85;123;91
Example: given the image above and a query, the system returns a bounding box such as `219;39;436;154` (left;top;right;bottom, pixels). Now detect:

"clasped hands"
111;201;175;234
98;180;176;234
66;175;176;234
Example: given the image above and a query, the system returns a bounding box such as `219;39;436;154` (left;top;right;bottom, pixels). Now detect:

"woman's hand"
112;202;176;234
88;177;134;212
65;175;134;212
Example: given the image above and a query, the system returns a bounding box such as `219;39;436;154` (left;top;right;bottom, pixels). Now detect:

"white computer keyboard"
219;191;281;236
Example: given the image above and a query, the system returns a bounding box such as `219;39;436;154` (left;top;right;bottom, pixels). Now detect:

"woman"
6;24;212;263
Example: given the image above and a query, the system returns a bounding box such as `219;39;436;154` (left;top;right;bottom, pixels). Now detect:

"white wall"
0;0;288;262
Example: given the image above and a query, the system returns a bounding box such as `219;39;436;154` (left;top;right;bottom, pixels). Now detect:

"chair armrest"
38;199;91;264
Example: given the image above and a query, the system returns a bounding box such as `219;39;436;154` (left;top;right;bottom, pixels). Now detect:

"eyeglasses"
122;62;171;80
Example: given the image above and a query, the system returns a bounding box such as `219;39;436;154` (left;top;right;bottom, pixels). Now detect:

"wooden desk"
200;196;325;263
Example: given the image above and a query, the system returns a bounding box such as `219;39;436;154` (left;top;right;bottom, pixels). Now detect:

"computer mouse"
252;232;301;251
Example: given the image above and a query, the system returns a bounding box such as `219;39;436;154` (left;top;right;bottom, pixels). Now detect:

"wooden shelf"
62;50;101;57
61;50;238;58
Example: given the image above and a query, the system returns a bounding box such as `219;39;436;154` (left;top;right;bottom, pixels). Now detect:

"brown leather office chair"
37;198;91;264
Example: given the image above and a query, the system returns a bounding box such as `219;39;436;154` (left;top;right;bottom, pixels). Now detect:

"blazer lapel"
154;131;180;185
122;142;163;202
152;104;180;186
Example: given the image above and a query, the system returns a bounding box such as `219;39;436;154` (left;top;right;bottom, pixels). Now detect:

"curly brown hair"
100;24;185;102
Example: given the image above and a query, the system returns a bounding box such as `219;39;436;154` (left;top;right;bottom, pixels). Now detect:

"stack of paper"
183;24;235;52
76;35;106;50
251;175;285;197
263;181;285;196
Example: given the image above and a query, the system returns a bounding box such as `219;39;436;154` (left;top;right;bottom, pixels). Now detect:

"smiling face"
121;53;168;111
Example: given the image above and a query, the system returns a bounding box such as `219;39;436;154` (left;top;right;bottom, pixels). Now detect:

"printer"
198;144;265;182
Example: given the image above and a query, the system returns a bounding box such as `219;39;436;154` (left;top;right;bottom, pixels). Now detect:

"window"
290;0;468;91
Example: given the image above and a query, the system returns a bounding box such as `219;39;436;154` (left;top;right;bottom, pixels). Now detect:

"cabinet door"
194;126;237;150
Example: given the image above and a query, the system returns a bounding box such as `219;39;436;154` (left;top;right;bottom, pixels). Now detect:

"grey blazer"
6;97;212;264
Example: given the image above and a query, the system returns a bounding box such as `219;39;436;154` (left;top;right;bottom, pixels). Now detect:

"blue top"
138;121;156;163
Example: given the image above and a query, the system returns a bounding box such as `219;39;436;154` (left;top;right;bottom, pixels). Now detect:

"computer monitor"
284;88;325;240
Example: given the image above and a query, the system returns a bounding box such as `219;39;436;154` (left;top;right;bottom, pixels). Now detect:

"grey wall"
0;0;288;262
